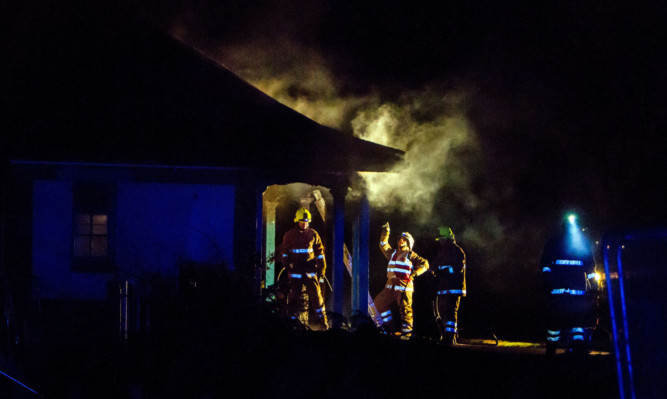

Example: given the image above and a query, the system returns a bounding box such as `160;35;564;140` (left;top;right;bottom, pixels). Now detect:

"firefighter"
374;222;429;339
541;214;598;355
279;207;329;330
432;226;466;344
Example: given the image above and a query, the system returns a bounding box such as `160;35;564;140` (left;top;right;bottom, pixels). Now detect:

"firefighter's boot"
311;308;329;331
442;332;456;345
436;318;456;344
392;321;413;340
315;311;329;331
435;318;448;343
393;331;412;340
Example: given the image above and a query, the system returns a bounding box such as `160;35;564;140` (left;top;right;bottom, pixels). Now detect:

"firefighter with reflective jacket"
432;226;466;344
541;214;598;355
374;222;429;338
279;208;329;330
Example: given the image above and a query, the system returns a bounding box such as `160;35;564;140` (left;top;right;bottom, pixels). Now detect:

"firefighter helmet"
398;232;414;250
437;226;455;240
294;208;312;223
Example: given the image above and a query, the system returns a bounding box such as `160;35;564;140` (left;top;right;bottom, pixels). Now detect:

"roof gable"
2;14;403;179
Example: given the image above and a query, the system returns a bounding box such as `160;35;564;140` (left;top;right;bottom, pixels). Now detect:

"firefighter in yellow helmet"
279;207;328;330
432;226;466;344
374;222;429;338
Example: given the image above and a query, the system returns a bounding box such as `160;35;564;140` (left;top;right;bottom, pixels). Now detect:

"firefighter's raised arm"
379;222;393;259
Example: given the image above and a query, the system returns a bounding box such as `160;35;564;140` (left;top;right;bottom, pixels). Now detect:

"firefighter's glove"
382;222;390;232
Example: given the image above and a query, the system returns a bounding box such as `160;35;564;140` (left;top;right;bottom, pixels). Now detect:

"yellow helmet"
294;208;312;223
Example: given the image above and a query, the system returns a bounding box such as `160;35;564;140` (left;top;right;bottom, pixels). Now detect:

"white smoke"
210;40;482;219
206;39;502;245
352;88;481;222
211;40;367;130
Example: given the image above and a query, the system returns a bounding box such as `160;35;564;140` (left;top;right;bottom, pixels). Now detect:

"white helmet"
398;232;414;250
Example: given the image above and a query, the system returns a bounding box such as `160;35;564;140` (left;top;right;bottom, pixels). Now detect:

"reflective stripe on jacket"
280;226;326;272
433;239;466;296
388;250;413;281
379;229;429;283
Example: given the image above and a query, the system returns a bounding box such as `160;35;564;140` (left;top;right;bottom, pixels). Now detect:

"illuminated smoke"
352;88;481;223
210;41;482;222
211;40;367;130
205;39;512;266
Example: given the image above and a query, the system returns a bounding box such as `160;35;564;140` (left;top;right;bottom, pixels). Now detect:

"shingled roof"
2;12;403;180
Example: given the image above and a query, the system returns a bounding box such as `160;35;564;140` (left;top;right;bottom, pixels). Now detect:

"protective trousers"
287;261;328;329
374;279;414;335
545;294;593;352
435;295;461;344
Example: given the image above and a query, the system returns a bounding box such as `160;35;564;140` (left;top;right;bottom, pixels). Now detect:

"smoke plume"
210;40;482;224
209;39;367;130
203;38;520;281
352;88;480;222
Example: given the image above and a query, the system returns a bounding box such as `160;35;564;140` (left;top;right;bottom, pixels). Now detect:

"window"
72;183;114;271
73;213;108;257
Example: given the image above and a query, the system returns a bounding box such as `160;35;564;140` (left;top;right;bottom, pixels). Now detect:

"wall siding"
32;179;235;300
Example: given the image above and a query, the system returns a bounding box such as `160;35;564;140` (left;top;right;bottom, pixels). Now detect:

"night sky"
4;1;666;339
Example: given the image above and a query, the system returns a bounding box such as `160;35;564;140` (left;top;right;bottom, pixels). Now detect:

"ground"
2;309;618;399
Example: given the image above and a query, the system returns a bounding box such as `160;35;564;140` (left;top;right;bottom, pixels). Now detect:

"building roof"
1;12;403;182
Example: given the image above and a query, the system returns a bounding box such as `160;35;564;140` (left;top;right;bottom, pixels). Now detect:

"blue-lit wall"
32;180;235;300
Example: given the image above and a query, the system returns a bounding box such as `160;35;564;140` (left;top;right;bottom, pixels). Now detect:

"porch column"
331;186;346;318
264;201;278;288
253;185;263;299
352;195;370;315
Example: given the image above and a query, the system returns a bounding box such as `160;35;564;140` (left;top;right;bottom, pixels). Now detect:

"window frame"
71;182;115;272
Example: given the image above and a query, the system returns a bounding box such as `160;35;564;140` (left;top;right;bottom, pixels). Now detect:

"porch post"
264;201;278;288
331;185;346;319
253;184;263;299
352;195;370;315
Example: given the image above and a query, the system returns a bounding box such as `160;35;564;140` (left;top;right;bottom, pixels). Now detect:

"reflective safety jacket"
379;230;429;283
540;233;597;297
280;226;326;273
433;238;467;296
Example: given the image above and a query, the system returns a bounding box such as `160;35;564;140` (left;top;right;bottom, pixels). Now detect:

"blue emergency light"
565;213;588;255
568;213;577;224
